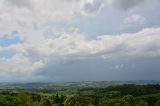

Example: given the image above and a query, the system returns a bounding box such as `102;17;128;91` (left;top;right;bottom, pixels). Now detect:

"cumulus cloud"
0;0;160;82
5;0;31;8
123;14;146;25
0;54;44;82
5;27;160;60
83;0;104;15
0;0;103;36
112;0;145;10
0;27;160;81
0;0;150;37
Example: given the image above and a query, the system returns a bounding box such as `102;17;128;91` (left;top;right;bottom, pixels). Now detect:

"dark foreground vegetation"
0;83;160;106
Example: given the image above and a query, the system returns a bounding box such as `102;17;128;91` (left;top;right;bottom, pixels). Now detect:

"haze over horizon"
0;0;160;82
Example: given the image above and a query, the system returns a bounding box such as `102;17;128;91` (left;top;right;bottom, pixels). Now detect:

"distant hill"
0;80;160;90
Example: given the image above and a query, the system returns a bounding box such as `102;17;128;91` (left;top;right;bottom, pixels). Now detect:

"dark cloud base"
36;56;160;82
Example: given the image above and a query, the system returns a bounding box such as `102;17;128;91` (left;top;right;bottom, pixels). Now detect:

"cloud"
36;56;160;81
123;14;146;25
83;0;104;15
6;27;160;60
5;0;31;8
0;54;44;82
0;0;152;37
0;0;105;37
0;27;160;81
112;0;145;10
0;0;160;82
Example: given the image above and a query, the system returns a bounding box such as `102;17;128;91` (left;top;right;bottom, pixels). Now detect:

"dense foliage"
0;84;160;106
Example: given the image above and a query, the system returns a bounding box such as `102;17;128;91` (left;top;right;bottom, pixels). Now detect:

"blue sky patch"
0;31;22;47
0;50;15;58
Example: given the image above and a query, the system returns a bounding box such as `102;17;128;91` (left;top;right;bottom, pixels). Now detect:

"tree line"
0;84;160;106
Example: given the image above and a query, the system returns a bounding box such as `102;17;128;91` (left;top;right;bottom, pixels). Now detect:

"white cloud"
0;27;160;81
0;0;159;81
0;0;149;37
0;0;105;36
0;54;44;82
123;14;146;25
2;27;160;60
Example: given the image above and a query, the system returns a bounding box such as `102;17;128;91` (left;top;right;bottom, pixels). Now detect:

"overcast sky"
0;0;160;82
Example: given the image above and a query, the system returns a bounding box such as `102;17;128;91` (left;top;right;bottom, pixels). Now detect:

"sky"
0;0;160;82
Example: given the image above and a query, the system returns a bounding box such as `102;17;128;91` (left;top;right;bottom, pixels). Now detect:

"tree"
59;95;67;104
0;95;20;106
123;95;135;106
39;97;52;106
33;101;41;106
64;95;91;106
55;93;60;104
99;97;110;106
155;99;160;106
136;100;148;106
17;93;34;106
